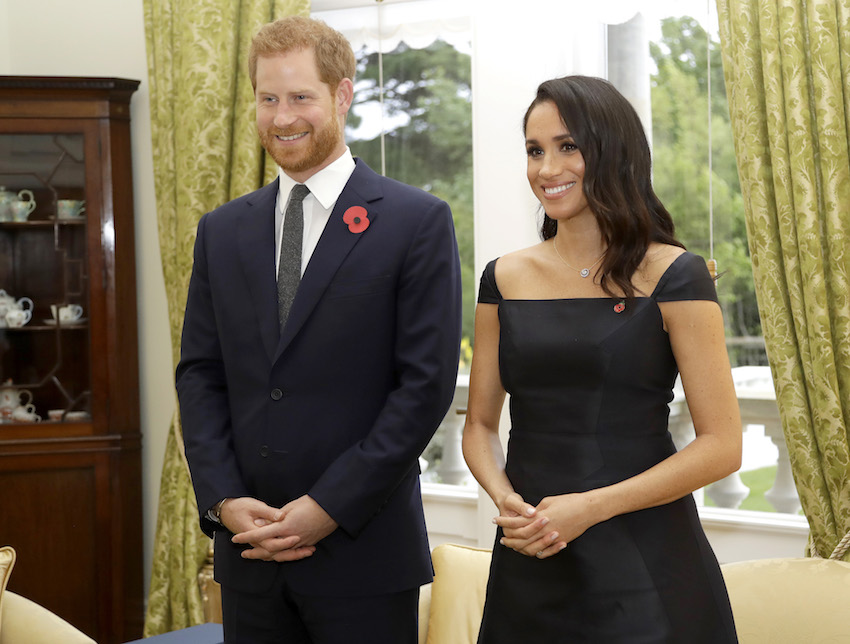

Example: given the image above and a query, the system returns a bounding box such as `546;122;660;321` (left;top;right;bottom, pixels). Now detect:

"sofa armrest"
424;544;491;644
721;557;850;643
0;591;95;644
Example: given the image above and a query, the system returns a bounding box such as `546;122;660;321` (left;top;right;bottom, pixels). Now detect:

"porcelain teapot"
0;380;33;422
0;290;34;328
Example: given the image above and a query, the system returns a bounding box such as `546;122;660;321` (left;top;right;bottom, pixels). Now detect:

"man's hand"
231;495;337;562
222;496;316;562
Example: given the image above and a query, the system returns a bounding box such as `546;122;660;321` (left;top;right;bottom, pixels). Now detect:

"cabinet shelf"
0;219;85;227
0;324;89;333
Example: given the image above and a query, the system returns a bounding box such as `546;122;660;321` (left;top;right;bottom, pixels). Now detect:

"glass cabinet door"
0;132;91;424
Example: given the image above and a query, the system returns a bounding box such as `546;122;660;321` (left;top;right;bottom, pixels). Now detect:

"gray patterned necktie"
277;184;310;333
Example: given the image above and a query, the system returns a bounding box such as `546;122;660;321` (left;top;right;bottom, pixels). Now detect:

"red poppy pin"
614;300;626;314
343;206;370;234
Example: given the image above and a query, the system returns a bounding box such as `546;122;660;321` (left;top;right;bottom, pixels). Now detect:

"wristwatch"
209;498;229;523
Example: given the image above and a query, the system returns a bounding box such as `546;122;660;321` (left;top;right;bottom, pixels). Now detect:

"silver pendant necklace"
553;239;605;278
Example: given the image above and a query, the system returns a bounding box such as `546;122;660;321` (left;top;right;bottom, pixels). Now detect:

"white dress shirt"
275;148;357;278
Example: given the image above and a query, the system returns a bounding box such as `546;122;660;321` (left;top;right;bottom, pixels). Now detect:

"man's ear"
336;78;354;116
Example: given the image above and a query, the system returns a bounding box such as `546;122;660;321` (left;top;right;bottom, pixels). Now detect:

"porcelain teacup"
0;290;14;322
51;303;84;322
5;308;31;328
12;403;40;422
10;196;36;222
57;199;85;219
0;188;35;222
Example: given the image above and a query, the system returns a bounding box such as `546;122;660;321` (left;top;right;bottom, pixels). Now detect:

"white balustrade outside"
422;367;808;556
426;367;801;515
422;374;473;486
669;366;801;515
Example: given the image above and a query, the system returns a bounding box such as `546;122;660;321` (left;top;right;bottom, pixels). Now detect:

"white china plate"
43;318;88;326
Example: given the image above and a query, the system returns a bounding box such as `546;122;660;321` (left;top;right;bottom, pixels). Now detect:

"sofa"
0;546;95;644
419;543;850;644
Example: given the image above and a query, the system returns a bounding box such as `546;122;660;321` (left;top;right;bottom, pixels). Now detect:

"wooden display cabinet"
0;77;143;644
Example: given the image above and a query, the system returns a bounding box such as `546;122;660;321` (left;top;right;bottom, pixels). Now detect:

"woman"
462;76;741;643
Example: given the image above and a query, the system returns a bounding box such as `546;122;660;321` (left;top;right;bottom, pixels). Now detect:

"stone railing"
669;365;801;515
430;374;472;486
428;367;800;515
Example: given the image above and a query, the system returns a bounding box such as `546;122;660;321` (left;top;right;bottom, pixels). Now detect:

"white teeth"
277;132;306;141
544;182;574;195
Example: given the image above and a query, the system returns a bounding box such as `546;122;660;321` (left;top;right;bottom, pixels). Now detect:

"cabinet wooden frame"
0;76;143;644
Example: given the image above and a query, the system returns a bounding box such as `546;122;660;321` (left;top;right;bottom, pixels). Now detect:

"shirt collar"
277;148;356;210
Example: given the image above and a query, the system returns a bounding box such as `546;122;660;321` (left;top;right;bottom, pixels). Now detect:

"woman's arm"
499;298;742;557
462;303;556;547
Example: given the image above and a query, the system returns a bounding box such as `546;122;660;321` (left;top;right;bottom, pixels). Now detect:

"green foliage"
346;40;476;355
651;16;762;349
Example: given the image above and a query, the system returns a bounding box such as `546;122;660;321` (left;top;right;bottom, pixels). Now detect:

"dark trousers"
220;576;420;644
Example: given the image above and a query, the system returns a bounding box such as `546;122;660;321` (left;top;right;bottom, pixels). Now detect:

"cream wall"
0;0;607;596
0;0;174;595
1;0;807;607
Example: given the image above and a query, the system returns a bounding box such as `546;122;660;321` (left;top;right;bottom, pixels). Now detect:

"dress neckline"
497;252;690;303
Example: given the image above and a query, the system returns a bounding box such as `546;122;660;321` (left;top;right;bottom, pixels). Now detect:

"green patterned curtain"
142;0;310;635
716;0;850;562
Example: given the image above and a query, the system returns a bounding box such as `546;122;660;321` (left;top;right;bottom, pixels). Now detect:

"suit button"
260;445;270;457
270;388;283;400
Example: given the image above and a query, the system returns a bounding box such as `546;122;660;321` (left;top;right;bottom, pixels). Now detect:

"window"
315;0;475;485
314;1;803;528
609;3;799;517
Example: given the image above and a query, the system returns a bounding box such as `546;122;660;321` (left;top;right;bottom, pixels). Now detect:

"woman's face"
525;100;593;224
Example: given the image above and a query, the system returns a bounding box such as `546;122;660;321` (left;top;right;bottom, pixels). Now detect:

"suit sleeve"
176;213;251;537
307;198;462;537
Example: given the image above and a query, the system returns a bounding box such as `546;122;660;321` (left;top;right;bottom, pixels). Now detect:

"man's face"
255;48;350;182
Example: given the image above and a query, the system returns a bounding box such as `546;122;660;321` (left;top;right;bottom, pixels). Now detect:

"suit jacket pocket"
325;274;394;300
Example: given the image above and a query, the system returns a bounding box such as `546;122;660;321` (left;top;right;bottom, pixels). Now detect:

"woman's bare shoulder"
493;243;550;296
635;243;687;293
494;244;546;275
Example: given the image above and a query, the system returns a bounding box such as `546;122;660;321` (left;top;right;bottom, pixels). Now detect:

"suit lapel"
275;160;383;359
237;179;280;361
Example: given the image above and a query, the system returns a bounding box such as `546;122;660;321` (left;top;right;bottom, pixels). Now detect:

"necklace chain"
552;239;605;278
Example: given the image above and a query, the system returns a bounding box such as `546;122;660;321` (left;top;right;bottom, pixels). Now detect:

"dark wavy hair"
523;76;684;299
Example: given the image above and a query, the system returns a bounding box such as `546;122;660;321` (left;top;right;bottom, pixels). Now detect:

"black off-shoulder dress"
476;252;738;643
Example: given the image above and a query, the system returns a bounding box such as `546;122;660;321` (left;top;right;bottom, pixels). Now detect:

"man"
176;15;462;644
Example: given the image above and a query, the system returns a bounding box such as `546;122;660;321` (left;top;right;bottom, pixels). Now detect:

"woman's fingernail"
499;538;505;546
540;517;549;526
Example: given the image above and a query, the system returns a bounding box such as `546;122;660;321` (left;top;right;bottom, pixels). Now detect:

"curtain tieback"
812;531;850;561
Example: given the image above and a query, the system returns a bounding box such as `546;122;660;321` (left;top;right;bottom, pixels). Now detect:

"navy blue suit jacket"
176;159;462;596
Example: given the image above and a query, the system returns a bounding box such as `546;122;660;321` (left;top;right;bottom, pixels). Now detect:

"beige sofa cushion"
0;591;96;644
0;547;15;635
0;545;95;644
425;544;491;644
721;557;850;643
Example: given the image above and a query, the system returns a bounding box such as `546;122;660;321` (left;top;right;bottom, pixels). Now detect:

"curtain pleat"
716;0;850;561
142;0;310;635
